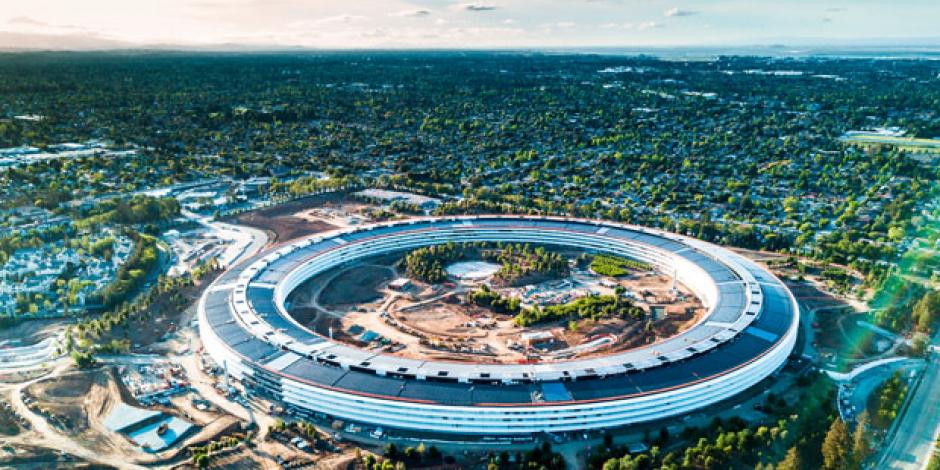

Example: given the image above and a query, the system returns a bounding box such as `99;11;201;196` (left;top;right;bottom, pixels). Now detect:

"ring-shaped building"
198;216;799;435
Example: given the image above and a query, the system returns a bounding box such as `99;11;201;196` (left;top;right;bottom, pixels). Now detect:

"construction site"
287;247;705;365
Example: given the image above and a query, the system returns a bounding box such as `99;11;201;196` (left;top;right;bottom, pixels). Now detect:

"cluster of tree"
75;195;179;229
69;350;95;369
597;413;872;470
468;285;521;315
381;442;445;469
88;236;115;260
86;232;158;310
62;257;220;360
590;254;651;277
593;371;850;470
872;371;909;429
595;416;791;470
485;442;566;470
269;418;320;442
910;289;940;334
403;242;468;284
482;243;568;286
189;432;253;468
275;175;357;197
94;338;131;354
817;414;873;470
871;280;929;333
514;294;644;327
0;224;73;265
403;241;569;286
929;439;940;470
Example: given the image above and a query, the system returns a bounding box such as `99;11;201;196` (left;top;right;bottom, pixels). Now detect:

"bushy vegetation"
62;257;220;360
379;442;446;469
592;375;869;470
188;432;253;468
872;371;909;429
86;232;159;310
75;195;179;229
403;242;468;284
69;350;95;368
590;254;651;277
468;285;521;315
485;442;566;470
871;279;939;333
928;438;940;470
276;175;356;197
514;294;644;326
0;224;73;265
403;241;568;285
483;243;568;286
910;290;940;333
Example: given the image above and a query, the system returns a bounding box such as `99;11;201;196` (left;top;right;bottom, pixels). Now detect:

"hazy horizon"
2;0;940;52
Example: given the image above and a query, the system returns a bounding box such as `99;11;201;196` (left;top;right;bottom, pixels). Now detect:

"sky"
1;0;939;50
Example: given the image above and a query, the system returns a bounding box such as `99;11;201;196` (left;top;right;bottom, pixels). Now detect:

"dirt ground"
319;265;396;308
287;248;704;364
0;443;113;469
0;368;53;385
93;269;222;352
786;280;885;360
813;308;881;358
787;282;852;313
224;193;347;245
0;318;68;347
0;399;23;437
22;370;130;455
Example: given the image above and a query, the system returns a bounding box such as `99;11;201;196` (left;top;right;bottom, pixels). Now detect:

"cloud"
637;21;663;31
6;16;87;32
665;7;698;17
392;9;431;18
825;7;847;12
8;16;51;27
289;15;367;30
822;17;833;22
601;22;634;30
454;3;498;12
315;15;367;25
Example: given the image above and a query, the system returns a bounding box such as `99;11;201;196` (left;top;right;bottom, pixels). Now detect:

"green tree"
851;411;872;469
777;446;802;470
822;418;851;470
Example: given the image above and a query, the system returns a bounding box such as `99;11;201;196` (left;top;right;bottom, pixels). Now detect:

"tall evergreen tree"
822;418;851;470
778;446;802;470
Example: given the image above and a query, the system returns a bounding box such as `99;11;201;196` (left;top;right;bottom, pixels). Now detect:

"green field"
841;133;940;152
589;254;651;277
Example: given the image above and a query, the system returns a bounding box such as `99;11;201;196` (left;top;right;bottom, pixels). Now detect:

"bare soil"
94;268;222;352
319;265;395;308
285;244;705;364
0;318;68;347
0;400;23;436
23;370;129;454
0;443;113;469
224;193;344;245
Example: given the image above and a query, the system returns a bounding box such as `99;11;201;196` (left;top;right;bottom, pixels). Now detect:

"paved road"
879;339;940;469
839;359;924;424
181;209;269;268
